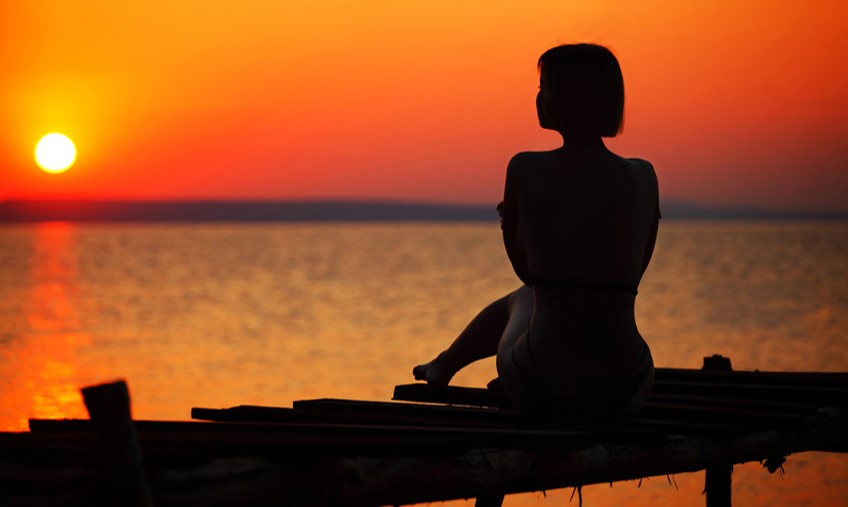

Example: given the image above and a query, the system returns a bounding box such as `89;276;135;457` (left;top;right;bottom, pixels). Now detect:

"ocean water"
0;221;846;506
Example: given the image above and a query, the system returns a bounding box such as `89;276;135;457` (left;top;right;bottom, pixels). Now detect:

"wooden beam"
306;412;847;506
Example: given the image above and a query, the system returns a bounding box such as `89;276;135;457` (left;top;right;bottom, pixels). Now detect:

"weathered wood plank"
655;368;848;387
393;383;509;407
393;379;848;407
192;401;749;439
650;380;848;404
198;393;817;424
294;399;521;426
647;393;818;415
638;402;805;429
28;419;632;456
294;397;804;430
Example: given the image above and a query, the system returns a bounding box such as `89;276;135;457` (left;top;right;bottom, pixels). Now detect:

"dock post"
82;380;153;507
703;355;732;507
475;494;505;507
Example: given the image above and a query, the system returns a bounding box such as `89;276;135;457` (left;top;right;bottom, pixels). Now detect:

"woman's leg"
496;285;534;360
494;286;534;401
413;286;526;386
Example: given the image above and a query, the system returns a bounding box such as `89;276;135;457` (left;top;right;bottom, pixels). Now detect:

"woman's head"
536;44;624;138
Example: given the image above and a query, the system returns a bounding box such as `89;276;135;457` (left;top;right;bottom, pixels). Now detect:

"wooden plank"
291;399;679;439
639;402;804;429
655;368;848;387
293;397;803;431
393;383;509;408
391;384;812;429
648;394;818;416
193;402;749;438
293;398;521;424
200;393;816;425
0;431;100;466
27;419;623;456
192;405;298;423
192;403;522;430
394;380;848;408
650;380;848;404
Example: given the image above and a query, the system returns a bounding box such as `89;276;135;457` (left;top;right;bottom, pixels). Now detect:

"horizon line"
2;197;848;214
1;198;847;222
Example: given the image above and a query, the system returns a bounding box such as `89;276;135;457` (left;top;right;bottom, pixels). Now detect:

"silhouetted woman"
414;44;659;418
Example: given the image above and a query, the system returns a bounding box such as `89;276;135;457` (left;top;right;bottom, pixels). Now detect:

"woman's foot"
412;351;457;387
486;377;504;392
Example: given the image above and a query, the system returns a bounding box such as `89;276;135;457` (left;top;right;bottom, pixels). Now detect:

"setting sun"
34;133;77;174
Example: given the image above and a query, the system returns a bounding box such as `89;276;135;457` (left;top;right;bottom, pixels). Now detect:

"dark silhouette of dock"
3;355;847;506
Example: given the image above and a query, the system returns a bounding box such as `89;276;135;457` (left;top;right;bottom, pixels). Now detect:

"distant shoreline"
1;200;846;222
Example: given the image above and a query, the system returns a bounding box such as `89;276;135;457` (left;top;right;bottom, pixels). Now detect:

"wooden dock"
1;356;846;506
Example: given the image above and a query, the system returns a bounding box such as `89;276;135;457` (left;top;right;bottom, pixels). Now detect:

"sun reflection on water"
0;222;91;430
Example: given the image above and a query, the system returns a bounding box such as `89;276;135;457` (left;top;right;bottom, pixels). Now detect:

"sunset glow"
1;0;846;210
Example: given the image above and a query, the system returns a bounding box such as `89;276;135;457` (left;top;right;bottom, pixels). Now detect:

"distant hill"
0;200;496;222
0;199;845;222
659;201;847;220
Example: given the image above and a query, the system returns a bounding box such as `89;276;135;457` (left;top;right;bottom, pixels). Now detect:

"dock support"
82;380;153;507
475;494;505;507
703;355;733;507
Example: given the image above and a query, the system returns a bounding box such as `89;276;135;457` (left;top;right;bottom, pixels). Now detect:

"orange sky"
1;0;847;210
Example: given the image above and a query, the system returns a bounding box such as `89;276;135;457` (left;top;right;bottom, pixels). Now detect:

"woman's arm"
641;198;660;275
641;166;661;275
502;155;532;285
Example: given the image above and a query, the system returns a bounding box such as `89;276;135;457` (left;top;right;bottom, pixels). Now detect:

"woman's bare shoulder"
506;152;537;181
622;157;658;184
509;150;549;164
623;157;654;171
508;150;560;172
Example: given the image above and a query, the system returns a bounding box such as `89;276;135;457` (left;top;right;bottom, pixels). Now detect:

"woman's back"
503;145;659;379
512;147;658;290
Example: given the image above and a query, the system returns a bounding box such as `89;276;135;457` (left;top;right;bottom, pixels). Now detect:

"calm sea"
1;221;846;506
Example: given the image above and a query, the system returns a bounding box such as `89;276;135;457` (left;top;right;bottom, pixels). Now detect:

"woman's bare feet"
412;350;457;387
486;377;504;392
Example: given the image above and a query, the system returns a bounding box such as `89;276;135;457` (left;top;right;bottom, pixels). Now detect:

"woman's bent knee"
506;285;533;314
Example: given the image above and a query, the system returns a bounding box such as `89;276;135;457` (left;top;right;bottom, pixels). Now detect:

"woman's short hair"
537;44;624;137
